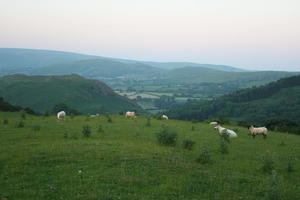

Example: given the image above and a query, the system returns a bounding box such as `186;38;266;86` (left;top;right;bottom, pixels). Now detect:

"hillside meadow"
0;112;299;200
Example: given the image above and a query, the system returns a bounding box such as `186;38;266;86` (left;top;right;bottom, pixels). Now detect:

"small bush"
15;121;25;128
191;125;195;131
196;143;212;164
265;170;282;200
262;153;275;174
287;156;294;173
64;131;69;139
97;124;104;133
220;137;229;154
156;125;177;146
44;110;50;117
106;115;113;123
3;118;8;125
82;125;91;137
146;117;151;127
32;125;41;132
20;110;26;119
182;138;195;150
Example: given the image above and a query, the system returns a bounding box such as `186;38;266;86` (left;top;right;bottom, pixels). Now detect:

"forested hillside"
166;75;300;126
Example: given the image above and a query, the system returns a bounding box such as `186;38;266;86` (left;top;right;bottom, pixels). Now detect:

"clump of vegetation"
182;137;196;150
191;125;195;131
191;120;198;124
44;110;50;117
287;156;294;173
265;170;283;200
20;110;26;119
156;125;177;146
32;125;41;132
220;136;229;154
64;131;69;139
278;141;286;146
262;153;275;174
85;116;90;121
3;118;8;125
15;121;25;128
97;124;104;133
106;115;113;123
146;117;151;127
82;125;91;137
196;143;212;164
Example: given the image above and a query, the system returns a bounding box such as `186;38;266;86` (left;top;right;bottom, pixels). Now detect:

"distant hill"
142;61;247;71
0;48;98;70
166;75;300;124
0;74;143;114
19;59;164;80
166;67;299;87
0;48;247;72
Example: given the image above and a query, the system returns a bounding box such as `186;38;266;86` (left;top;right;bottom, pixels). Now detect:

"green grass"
0;112;299;200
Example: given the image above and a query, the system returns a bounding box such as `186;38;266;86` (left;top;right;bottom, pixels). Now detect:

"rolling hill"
0;74;143;114
166;75;300;125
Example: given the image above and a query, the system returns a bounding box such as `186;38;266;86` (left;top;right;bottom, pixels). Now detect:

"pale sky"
0;0;300;71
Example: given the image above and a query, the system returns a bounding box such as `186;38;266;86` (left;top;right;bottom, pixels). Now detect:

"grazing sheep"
249;125;268;138
215;125;237;137
125;111;136;118
209;121;218;127
162;115;169;120
57;111;66;120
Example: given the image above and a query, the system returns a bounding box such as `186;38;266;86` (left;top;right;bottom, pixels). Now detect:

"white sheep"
249;125;268;138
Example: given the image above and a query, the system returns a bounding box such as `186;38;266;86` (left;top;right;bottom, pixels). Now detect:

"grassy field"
0;112;299;200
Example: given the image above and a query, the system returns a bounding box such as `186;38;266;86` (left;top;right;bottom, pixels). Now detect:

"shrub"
3;118;8;125
82;125;91;137
106;115;113;123
15;121;25;128
287;156;294;173
32;125;41;132
97;124;104;133
220;136;229;154
156;125;177;146
196;143;212;164
64;131;69;139
262;153;275;174
44;110;50;117
20;110;26;119
191;125;195;131
182;138;196;150
265;170;282;200
146;117;151;127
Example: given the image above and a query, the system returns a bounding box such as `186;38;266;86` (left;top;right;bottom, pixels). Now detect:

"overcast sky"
0;0;299;71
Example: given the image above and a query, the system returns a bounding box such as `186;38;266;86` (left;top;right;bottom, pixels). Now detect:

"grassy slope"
0;113;299;200
0;74;142;114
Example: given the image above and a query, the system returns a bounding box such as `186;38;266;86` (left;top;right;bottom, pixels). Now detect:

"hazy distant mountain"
0;48;98;70
141;61;248;72
0;74;143;114
0;48;247;72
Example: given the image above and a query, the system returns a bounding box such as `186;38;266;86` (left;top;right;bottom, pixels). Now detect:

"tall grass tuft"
146;117;151;127
197;143;212;164
262;152;275;174
106;115;113;123
15;121;25;128
3;118;8;125
182;137;196;150
82;125;91;137
21;110;26;119
220;136;229;154
265;170;282;200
